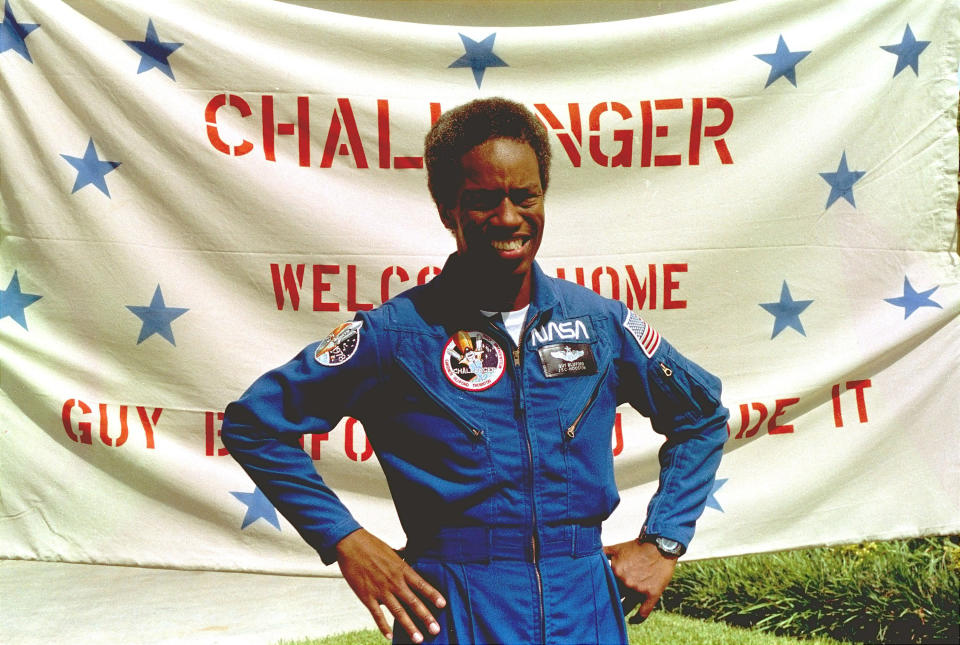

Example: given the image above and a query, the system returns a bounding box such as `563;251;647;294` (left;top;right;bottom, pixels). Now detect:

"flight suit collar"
427;253;561;332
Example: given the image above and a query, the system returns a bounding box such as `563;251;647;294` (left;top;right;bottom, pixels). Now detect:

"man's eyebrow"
463;184;539;192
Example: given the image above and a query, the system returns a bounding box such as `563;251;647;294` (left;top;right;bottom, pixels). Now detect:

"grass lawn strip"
659;536;959;644
276;610;851;645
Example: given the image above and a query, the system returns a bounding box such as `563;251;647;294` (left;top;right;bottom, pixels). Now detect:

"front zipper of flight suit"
497;318;546;643
395;359;486;443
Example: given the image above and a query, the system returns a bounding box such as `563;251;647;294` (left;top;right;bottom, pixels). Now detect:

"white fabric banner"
1;0;958;575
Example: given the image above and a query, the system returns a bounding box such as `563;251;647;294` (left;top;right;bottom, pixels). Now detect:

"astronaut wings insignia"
550;347;584;362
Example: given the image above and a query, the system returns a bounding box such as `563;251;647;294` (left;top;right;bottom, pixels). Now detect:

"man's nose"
492;195;523;226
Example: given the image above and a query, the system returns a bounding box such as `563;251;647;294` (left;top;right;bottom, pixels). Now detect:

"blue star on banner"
819;152;865;209
1;271;42;330
754;35;811;87
0;0;39;62
760;281;814;339
230;488;281;530
880;24;930;77
884;276;942;319
126;285;188;345
123;18;183;80
60;138;121;197
705;478;728;512
449;33;508;88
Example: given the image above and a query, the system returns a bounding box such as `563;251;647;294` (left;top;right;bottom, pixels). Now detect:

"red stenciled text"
728;380;873;439
205;413;373;462
533;99;733;168
270;263;443;312
729;397;802;439
556;263;688;310
831;379;872;428
204;96;734;169
612;413;624;457
62;399;162;449
269;262;687;312
205;413;622;460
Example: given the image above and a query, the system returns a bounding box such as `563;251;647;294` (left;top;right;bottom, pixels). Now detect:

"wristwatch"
638;530;685;558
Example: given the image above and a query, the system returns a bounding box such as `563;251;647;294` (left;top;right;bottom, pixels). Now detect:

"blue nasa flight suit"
222;255;728;644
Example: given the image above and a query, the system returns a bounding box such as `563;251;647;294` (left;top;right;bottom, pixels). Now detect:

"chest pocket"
393;333;491;443
557;363;611;440
551;358;620;521
375;333;498;529
528;314;618;520
521;316;617;513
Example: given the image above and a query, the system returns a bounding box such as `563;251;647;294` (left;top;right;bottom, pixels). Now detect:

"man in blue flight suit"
222;97;728;644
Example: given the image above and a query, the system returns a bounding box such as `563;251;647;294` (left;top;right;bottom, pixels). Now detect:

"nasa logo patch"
441;330;505;391
315;320;362;366
528;316;593;348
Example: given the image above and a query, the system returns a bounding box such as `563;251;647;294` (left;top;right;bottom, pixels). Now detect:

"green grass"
278;609;849;644
277;537;959;644
627;612;849;645
277;629;382;645
658;536;960;644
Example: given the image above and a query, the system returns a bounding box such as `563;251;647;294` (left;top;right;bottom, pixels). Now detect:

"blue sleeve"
614;303;729;549
221;313;383;564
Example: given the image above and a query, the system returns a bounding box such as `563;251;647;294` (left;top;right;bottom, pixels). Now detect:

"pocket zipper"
564;366;609;440
396;360;485;442
657;360;703;414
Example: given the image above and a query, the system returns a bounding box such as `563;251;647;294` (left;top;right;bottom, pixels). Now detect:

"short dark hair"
424;97;551;211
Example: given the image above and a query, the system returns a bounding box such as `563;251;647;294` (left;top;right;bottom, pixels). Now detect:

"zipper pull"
513;347;521;367
565;407;587;441
470;428;484;442
659;362;673;377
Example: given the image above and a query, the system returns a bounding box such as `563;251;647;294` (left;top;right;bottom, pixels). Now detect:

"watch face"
656;537;683;555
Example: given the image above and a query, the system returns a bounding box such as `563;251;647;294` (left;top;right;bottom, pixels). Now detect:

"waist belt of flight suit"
404;524;603;563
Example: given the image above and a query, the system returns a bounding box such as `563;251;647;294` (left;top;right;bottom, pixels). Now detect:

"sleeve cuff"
309;518;364;565
640;521;692;551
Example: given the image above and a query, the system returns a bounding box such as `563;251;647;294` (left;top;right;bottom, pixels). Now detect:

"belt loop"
571;524;579;557
571;524;600;557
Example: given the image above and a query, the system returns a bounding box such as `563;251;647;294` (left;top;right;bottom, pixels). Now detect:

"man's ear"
439;205;456;231
440;206;467;253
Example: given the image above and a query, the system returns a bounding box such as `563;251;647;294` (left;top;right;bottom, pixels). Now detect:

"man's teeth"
491;239;524;251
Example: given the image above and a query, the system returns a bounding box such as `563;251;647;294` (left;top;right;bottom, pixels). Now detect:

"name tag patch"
538;343;598;378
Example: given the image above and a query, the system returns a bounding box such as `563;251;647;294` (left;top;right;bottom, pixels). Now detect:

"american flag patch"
624;311;661;358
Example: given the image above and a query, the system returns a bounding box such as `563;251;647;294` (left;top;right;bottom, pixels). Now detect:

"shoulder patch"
315;320;362;366
623;310;660;358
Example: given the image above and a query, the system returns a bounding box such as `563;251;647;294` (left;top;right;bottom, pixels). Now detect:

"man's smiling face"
443;137;545;283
